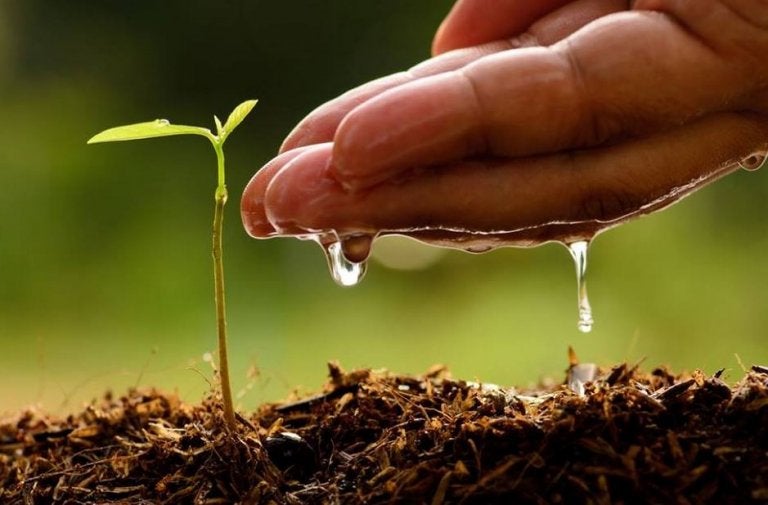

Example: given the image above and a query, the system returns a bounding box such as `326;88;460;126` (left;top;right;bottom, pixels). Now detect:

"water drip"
566;241;594;333
319;239;367;287
340;235;374;263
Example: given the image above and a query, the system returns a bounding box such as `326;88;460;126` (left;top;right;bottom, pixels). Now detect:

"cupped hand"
242;0;768;249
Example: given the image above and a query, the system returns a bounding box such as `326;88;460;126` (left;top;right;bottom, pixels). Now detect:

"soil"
1;355;767;504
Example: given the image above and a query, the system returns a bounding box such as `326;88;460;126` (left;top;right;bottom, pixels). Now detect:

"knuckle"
456;70;492;154
556;43;619;147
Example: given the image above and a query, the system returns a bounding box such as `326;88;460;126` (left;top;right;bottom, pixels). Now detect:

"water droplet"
321;240;367;287
156;119;170;126
340;234;373;263
738;152;767;172
567;363;598;397
566;240;594;333
465;245;493;254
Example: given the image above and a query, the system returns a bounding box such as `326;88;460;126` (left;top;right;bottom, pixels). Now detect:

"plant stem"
212;141;235;430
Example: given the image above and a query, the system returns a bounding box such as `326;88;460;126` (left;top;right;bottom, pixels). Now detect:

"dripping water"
314;234;372;287
566;240;594;333
320;241;367;287
312;230;597;330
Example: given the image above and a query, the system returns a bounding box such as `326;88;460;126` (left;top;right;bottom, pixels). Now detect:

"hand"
242;0;768;250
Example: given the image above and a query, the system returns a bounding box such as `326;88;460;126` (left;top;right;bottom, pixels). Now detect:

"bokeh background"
1;0;767;414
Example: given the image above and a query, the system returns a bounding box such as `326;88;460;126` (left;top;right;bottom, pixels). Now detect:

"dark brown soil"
2;357;767;504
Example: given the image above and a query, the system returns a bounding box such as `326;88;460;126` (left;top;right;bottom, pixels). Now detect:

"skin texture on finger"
241;145;315;237
431;0;573;54
635;0;768;88
527;0;632;43
279;73;411;154
720;0;768;28
262;112;768;244
636;0;768;31
280;0;631;154
330;10;761;191
279;41;528;154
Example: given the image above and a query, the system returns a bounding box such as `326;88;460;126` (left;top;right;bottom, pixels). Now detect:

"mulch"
2;355;767;504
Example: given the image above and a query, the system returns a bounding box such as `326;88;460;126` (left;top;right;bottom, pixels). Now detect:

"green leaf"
88;119;212;144
214;115;224;136
222;99;258;136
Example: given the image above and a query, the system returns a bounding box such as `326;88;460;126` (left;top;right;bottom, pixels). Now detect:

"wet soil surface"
2;359;767;504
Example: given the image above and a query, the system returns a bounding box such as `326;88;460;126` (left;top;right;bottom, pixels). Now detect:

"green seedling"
88;99;258;430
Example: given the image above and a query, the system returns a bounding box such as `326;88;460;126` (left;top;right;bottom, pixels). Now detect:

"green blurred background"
1;0;767;414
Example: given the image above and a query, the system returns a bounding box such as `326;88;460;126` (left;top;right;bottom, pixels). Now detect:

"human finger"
329;10;766;191
278;44;511;155
241;145;316;238
261;112;768;244
280;0;630;154
432;0;571;54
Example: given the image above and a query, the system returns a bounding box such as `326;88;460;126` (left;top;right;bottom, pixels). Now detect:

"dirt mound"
2;361;767;504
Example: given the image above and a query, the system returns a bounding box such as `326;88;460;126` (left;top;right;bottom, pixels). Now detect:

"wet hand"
242;0;768;247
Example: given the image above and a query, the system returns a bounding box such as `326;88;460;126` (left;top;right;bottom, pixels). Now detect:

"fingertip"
331;72;482;192
433;0;573;54
431;14;453;56
279;110;331;155
240;147;314;238
264;143;341;234
431;0;470;55
278;126;306;155
279;73;413;155
241;172;278;238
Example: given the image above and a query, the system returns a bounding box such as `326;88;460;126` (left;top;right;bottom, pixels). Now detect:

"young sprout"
88;100;258;431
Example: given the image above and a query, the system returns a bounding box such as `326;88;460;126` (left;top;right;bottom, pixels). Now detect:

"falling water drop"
566;240;594;333
738;152;767;172
319;239;368;287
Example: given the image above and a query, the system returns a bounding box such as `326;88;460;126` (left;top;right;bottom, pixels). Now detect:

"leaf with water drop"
222;99;258;137
87;120;212;144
